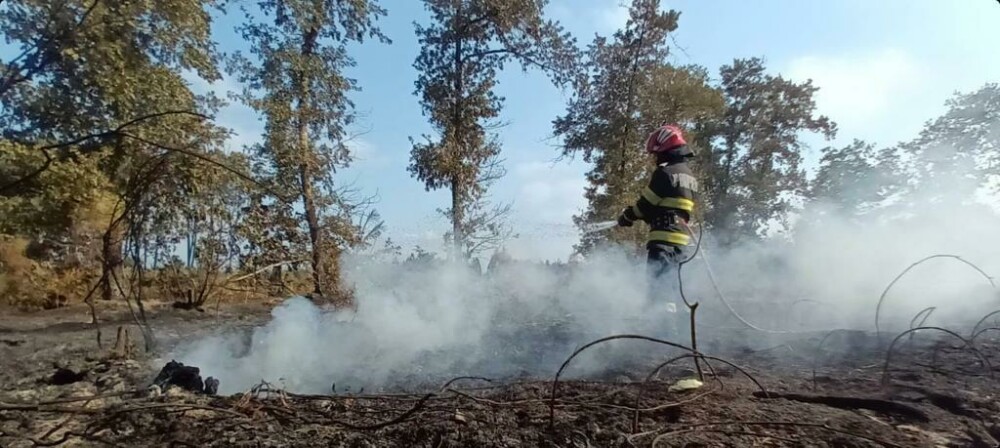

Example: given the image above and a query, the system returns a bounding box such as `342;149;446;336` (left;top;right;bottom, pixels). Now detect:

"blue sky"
8;1;998;261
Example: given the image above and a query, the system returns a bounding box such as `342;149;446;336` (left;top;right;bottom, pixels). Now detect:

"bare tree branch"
1;110;211;194
226;259;305;284
0;147;53;195
119;132;292;203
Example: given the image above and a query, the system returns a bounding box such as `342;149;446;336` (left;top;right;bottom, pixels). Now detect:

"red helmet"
645;124;687;154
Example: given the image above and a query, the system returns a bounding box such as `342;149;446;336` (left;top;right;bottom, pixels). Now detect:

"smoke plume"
169;156;1000;396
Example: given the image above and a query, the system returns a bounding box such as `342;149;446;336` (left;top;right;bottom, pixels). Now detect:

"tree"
701;57;836;243
805;139;902;220
0;141;114;256
1;0;221;143
409;0;577;258
231;0;387;297
899;83;1000;204
554;0;723;252
1;0;228;313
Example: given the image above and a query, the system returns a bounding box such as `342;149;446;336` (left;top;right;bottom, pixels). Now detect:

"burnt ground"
1;302;999;448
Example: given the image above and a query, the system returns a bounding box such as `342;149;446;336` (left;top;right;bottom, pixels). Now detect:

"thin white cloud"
786;48;923;141
511;160;588;225
599;2;631;31
347;137;380;163
549;0;632;35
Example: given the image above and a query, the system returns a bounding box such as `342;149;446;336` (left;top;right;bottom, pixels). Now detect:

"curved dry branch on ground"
971;327;1000;343
875;255;994;343
811;329;861;391
909;307;936;332
631;353;722;432
881;326;993;387
438;376;494;391
970;310;1000;339
327;394;435;430
548;335;693;428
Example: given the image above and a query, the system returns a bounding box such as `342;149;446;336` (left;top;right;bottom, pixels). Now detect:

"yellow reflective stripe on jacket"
641;187;695;211
648;230;691;246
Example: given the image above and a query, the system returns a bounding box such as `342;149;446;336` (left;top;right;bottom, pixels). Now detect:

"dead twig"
104;403;250;419
970;327;1000;343
970;310;1000;339
811;329;854;391
658;428;802;445
750;391;928;422
688;356;766;396
39;398;93;441
119;132;292;203
268;376;469;431
20;430;123;448
0;402;99;413
438;376;493;391
881;326;993;387
632;354;722;432
584;391;713;413
649;420;906;448
875;254;994;343
548;334;693;429
909;307;936;335
678;220;704;380
1;390;137;407
328;393;435;430
81;273;105;348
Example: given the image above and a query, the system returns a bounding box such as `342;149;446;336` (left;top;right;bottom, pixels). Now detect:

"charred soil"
1;303;999;447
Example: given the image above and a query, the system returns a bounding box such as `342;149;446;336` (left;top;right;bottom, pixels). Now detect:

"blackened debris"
204;376;220;395
51;366;86;385
0;338;25;346
153;360;218;394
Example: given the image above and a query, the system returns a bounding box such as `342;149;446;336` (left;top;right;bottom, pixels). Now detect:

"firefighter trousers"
647;243;689;339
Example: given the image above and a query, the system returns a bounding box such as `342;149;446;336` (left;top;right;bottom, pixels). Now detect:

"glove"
617;208;634;227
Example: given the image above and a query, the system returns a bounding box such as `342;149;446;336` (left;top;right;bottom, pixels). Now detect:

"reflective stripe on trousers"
648;230;691;246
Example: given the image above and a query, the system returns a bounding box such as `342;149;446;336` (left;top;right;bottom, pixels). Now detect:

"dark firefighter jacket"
623;160;698;248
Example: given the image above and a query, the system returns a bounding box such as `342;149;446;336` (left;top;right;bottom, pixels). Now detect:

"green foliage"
0;140;114;244
0;235;94;309
700;57;836;243
807;139;901;219
1;0;222;140
899;83;1000;202
805;83;1000;223
410;0;576;257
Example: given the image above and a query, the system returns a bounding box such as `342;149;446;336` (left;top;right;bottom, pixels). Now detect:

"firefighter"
616;123;697;330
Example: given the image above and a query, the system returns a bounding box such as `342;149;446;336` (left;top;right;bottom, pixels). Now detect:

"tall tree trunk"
298;27;325;297
449;8;466;259
299;146;324;296
617;22;649;175
100;231;122;301
451;178;463;257
714;131;740;244
101;232;114;301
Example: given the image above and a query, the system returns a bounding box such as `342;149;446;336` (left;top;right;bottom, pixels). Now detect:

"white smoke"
169;196;1000;395
169;142;1000;396
170;247;683;394
674;187;1000;344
